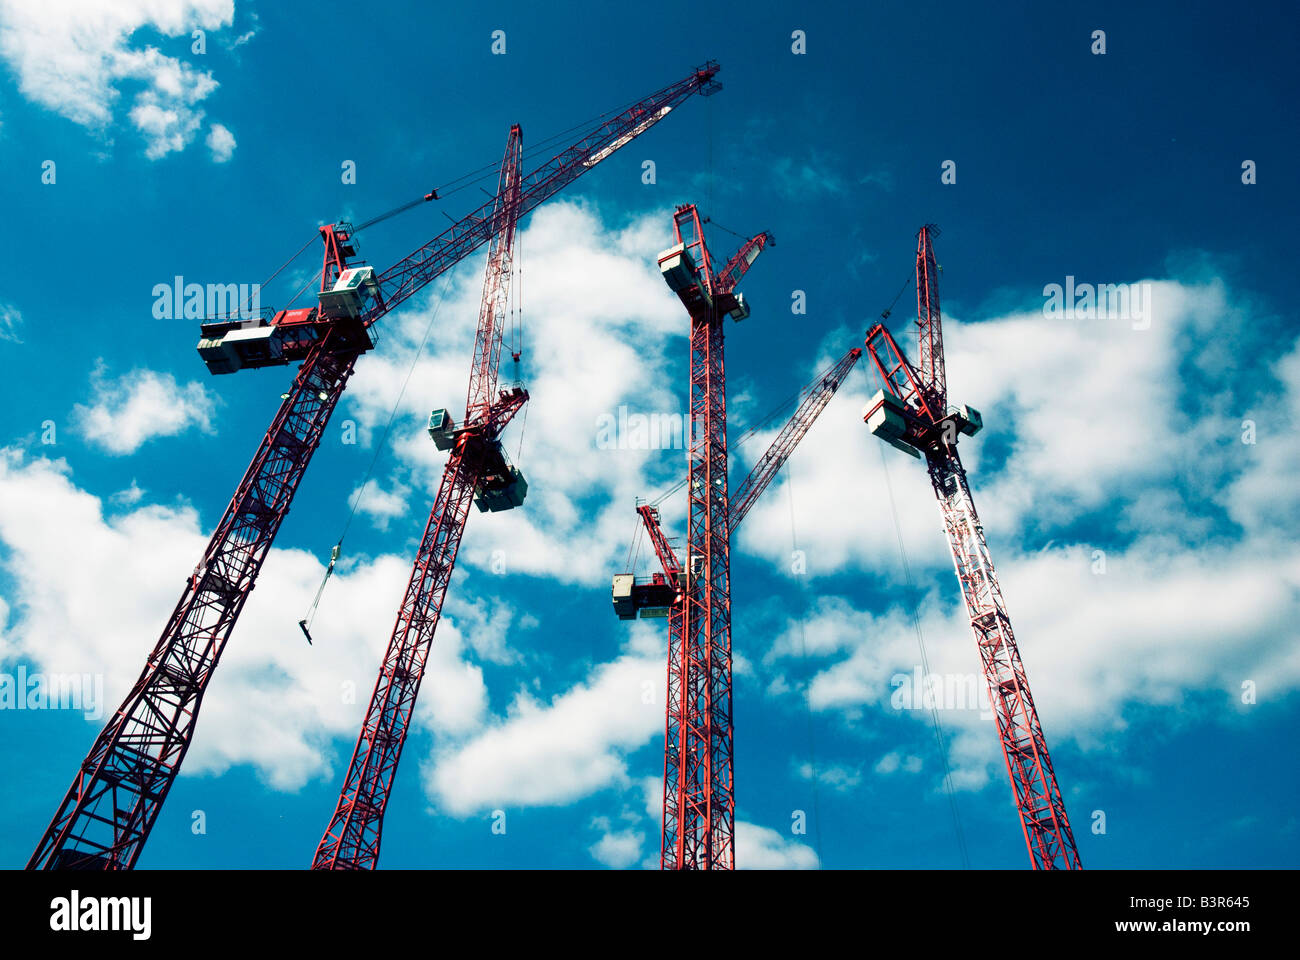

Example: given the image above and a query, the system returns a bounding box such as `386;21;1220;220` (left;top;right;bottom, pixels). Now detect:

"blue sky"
0;0;1298;869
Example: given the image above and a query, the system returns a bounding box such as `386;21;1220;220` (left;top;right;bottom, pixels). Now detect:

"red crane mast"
29;63;722;871
613;206;771;868
312;126;528;870
862;225;1081;870
666;205;760;870
618;345;861;868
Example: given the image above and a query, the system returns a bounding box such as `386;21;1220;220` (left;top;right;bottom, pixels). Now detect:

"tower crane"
862;225;1082;870
611;203;780;870
660;204;763;870
615;345;862;868
312;125;527;870
28;63;723;871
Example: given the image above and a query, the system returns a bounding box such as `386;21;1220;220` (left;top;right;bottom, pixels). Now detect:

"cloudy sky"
0;1;1296;869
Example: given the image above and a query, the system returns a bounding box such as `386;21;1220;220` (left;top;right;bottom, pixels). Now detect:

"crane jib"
367;65;717;324
583;106;673;167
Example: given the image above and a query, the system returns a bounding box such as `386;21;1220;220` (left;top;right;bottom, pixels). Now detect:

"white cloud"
734;821;819;869
350;478;409;532
206;121;235;161
0;301;20;342
0;0;234;157
109;481;144;506
754;278;1300;794
72;362;217;454
588;818;645;869
423;625;665;816
770;152;846;198
0;449;489;790
343;201;686;587
797;760;863;790
874;752;922;775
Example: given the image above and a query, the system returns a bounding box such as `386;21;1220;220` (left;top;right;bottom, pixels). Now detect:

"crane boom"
312;126;527;870
729;347;861;532
638;504;683;579
372;63;721;322
712;231;773;298
29;252;358;872
914;224;945;411
29;62;722;871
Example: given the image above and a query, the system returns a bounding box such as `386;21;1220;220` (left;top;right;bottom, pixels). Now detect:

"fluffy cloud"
424;625;665;816
752;277;1300;793
588;818;645;869
0;0;235;157
350;478;410;533
874;752;922;775
343;201;687;586
206;121;235;161
0;449;492;790
734;822;819;869
72;362;217;454
798;760;865;790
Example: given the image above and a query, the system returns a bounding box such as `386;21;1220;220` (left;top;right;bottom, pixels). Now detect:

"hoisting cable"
704;218;748;242
706;94;714;223
879;273;913;321
624;510;645;576
297;267;459;645
297;542;339;646
510;222;525;387
285;190;441;310
784;463;825;866
284;266;324;311
233;231;319;319
514;402;529;463
353;191;439;234
876;441;971;868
